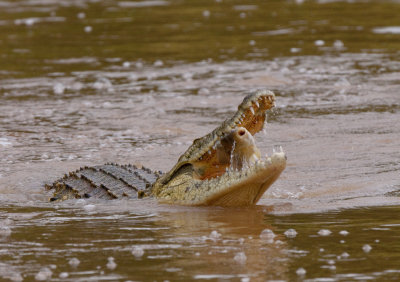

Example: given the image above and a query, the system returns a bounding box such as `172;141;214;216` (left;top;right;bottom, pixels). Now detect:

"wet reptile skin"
47;89;286;206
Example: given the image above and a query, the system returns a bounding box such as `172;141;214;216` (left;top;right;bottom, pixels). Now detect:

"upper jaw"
178;89;275;165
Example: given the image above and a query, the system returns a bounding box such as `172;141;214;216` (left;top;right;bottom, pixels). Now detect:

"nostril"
238;129;246;136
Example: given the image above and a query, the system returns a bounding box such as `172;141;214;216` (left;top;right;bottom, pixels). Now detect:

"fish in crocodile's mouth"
152;89;286;206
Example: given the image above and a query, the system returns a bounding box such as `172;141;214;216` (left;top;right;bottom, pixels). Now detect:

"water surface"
0;0;400;280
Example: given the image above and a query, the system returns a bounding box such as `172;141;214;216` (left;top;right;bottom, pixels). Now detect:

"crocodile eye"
238;129;246;136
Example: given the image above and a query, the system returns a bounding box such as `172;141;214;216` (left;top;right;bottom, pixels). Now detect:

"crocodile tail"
45;163;162;202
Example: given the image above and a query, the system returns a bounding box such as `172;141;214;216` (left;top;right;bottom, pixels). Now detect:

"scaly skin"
47;89;286;206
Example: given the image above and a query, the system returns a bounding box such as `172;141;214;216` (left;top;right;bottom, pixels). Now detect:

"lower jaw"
198;152;287;207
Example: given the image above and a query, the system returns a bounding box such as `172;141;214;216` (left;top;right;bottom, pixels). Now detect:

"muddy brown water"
1;0;400;281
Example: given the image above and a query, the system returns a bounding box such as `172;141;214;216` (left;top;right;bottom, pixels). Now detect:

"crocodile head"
152;89;286;206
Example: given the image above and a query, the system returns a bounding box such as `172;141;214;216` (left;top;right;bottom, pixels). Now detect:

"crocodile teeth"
255;101;259;108
250;107;255;115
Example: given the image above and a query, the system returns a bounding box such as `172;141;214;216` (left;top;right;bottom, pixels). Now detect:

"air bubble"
77;12;85;19
83;204;96;212
260;228;275;243
198;88;210;95
84;26;92;33
154;60;163;67
318;229;332;236
0;226;11;237
132;246;145;257
296;267;306;276
93;77;112;91
59;272;69;278
53;83;65;95
106;257;117;270
333;40;344;49
210;230;221;240
9;272;23;282
233;252;247;264
290;47;301;53
75;199;86;206
362;244;372;253
35;267;52;281
340;252;350;259
203;10;210;17
284;228;297;238
68;257;80;267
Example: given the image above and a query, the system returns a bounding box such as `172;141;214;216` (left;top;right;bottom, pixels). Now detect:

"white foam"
0;138;12;147
372;26;400;34
118;1;169;8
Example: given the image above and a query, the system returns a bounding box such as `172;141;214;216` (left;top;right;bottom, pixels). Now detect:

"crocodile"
46;89;286;206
